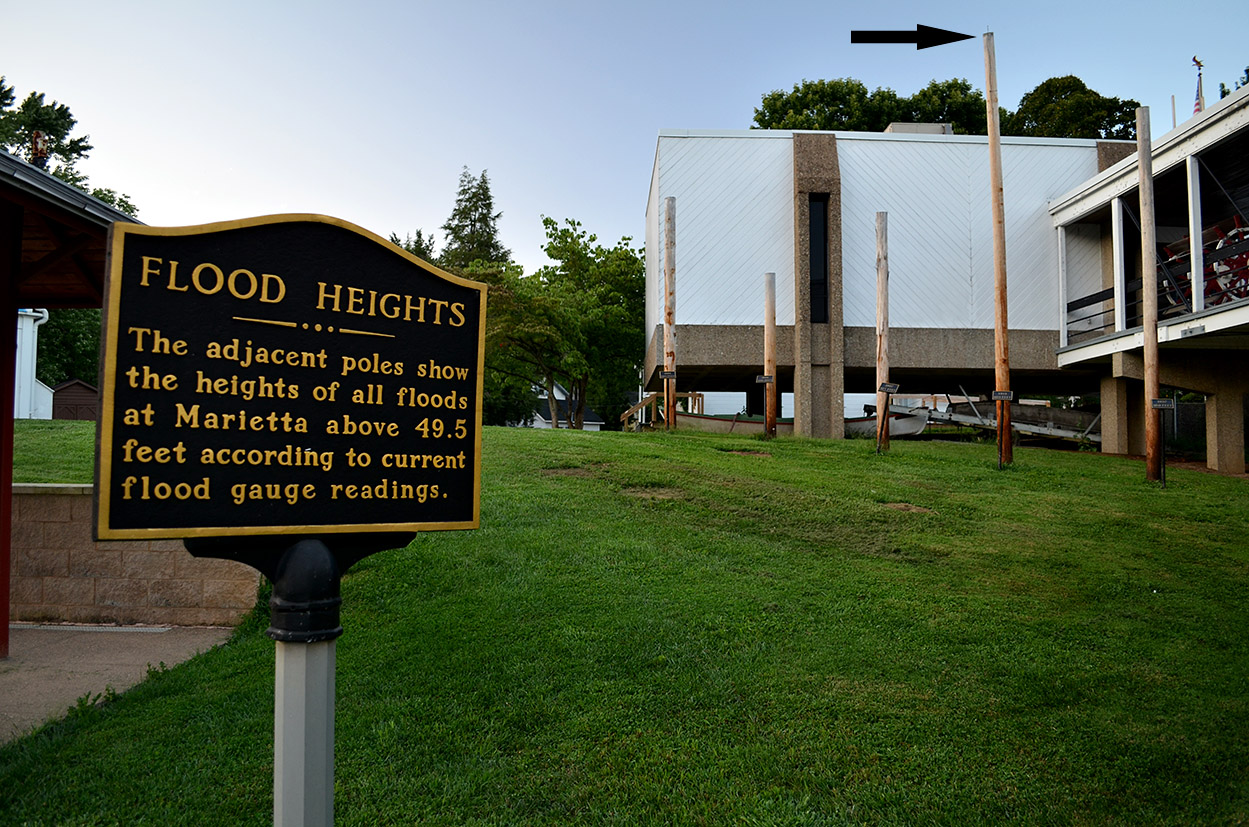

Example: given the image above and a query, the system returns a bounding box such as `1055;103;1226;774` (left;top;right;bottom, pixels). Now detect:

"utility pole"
984;32;1012;465
764;272;777;437
1138;107;1163;481
875;212;890;452
663;197;677;429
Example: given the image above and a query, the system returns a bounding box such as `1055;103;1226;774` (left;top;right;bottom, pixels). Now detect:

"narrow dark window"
809;194;829;323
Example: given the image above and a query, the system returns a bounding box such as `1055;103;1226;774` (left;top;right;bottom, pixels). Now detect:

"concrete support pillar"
1100;376;1145;456
792;133;843;439
1205;387;1246;473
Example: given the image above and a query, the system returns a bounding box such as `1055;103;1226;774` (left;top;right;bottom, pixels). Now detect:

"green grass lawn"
11;419;96;483
2;426;1247;824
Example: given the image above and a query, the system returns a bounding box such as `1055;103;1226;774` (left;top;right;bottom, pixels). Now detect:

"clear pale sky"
3;1;1245;275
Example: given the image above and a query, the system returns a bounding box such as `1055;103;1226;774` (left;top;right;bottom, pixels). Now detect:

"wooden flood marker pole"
875;212;890;452
984;32;1013;465
663;196;677;429
1139;106;1163;482
764;272;778;437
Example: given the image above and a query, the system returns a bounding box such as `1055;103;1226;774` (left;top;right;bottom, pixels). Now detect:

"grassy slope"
1;426;1246;825
11;420;96;483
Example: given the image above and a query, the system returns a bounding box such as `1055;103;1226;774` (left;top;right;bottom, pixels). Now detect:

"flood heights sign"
95;215;486;539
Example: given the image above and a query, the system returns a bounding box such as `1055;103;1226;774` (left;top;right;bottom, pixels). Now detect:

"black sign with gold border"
95;214;486;540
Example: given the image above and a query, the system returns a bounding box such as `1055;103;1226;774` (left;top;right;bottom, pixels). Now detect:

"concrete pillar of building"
1100;375;1130;455
1100;375;1146;456
792;133;844;439
1205;386;1246;473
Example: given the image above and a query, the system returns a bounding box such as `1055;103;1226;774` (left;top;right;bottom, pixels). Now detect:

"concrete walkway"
0;624;233;744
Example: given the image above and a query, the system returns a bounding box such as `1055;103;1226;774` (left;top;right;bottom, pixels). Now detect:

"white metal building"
644;127;1132;438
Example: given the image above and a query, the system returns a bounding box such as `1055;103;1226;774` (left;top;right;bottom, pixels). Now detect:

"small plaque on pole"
660;370;676;379
878;382;899;394
756;375;774;384
1151;398;1176;410
991;390;1014;402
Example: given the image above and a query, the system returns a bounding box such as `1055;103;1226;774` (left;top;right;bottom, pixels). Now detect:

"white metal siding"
838;137;1100;330
645;152;663;337
1063;223;1104;336
652;133;795;327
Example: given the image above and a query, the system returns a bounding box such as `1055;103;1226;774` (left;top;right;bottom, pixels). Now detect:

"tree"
0;75;137;216
35;308;101;387
752;74;1138;139
1002;75;1138;139
0;76;91;170
753;78;903;132
905;78;987;135
468;260;571;426
533;217;644;430
1220;66;1249;99
388;229;438;263
439;167;510;271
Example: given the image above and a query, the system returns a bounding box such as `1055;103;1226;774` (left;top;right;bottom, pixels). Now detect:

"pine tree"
439;167;510;270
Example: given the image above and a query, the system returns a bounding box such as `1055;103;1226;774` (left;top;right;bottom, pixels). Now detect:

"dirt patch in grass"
621;486;686;500
726;450;771;457
884;502;934;514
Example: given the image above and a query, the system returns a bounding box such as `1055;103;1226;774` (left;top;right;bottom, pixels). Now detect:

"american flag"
1194;56;1205;114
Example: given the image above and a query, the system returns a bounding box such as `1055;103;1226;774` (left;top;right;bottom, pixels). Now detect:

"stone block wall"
10;484;260;626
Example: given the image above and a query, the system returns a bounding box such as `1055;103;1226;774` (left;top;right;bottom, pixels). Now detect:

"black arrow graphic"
850;25;973;50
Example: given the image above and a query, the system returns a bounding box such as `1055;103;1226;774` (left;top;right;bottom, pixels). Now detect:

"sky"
4;0;1246;278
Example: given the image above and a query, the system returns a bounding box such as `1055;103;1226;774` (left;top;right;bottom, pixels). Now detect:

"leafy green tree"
905;78;987;134
1219;66;1249;99
753;74;1137;139
468;260;570;426
35;308;101;387
753;78;903;131
1002;75;1138;139
0;75;137;216
0;76;91;170
439;167;510;271
534;217;644;430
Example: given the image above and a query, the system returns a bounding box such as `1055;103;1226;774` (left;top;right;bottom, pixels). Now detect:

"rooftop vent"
883;123;954;135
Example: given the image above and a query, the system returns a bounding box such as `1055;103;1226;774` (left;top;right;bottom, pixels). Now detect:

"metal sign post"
1151;398;1176;488
877;382;899;454
991;390;1014;470
96;215;487;826
756;374;775;438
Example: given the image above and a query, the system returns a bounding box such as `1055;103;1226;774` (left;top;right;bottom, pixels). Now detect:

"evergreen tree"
439;167;510;270
388;229;438;263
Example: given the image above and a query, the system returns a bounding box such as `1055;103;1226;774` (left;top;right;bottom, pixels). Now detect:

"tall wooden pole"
764;272;777;437
984;32;1012;465
875;212;890;451
663;197;677;429
1139;107;1163;481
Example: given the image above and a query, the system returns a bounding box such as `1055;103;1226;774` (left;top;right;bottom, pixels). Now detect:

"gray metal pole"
275;640;336;827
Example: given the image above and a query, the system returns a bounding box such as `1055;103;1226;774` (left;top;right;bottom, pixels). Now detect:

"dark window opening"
809;194;829;323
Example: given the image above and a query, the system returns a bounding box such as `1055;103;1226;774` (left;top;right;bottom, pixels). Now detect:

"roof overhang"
0;150;142;308
1049;85;1249;227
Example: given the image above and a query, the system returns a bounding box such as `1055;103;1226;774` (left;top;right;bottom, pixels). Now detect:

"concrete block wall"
10;484;260;626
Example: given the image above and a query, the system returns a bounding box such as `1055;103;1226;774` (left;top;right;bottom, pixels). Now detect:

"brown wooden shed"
52;379;99;421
